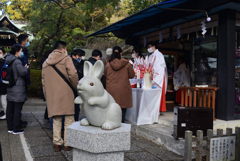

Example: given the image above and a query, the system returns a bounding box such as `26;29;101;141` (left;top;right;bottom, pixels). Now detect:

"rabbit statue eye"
90;83;94;86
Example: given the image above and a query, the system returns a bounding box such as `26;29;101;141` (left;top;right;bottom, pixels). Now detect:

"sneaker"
8;130;13;134
0;111;4;117
13;129;24;135
0;114;6;120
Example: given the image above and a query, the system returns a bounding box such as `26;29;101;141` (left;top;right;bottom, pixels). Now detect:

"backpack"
1;59;17;87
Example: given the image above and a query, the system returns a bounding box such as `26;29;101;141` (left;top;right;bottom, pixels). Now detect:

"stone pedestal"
67;122;131;161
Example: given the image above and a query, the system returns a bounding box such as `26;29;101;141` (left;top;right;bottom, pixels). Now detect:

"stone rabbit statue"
74;60;122;130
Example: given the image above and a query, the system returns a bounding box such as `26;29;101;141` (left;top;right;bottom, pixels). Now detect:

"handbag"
52;65;78;98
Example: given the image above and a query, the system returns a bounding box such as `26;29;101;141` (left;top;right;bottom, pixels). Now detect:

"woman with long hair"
105;46;135;123
5;45;29;134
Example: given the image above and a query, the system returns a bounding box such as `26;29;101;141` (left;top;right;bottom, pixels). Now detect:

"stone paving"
0;99;184;161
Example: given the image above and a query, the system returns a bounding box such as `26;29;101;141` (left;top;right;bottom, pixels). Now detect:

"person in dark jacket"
0;47;7;119
13;34;31;89
6;45;29;134
70;49;85;121
88;49;107;88
76;49;85;79
88;49;102;65
71;49;85;80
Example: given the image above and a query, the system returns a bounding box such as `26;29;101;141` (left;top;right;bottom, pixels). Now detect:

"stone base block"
73;149;124;161
67;122;131;153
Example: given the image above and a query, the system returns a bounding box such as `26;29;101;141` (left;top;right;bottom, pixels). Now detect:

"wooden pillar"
216;9;236;120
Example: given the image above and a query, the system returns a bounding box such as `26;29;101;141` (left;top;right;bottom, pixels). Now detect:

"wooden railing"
179;87;219;120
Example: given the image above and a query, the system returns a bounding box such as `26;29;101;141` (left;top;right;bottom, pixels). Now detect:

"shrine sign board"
210;136;236;161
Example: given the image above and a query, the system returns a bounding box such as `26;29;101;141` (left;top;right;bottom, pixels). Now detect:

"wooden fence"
184;127;240;161
179;87;219;120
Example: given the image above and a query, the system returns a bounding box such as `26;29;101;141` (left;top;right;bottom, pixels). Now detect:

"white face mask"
81;56;85;60
132;54;135;58
0;54;3;59
65;49;68;55
148;47;153;53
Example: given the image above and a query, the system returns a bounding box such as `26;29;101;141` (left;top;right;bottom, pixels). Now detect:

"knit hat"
106;48;113;56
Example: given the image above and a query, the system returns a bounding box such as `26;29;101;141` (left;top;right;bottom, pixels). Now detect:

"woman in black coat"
0;47;7;119
6;45;29;134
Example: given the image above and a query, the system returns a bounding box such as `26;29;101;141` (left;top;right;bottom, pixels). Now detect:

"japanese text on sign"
210;136;236;161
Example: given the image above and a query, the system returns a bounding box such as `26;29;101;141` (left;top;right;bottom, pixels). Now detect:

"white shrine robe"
150;49;168;93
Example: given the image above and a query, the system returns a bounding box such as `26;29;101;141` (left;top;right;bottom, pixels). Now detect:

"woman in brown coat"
105;46;135;123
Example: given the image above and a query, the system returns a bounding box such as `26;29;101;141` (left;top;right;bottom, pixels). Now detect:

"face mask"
81;56;85;60
76;57;81;63
26;42;30;48
65;49;68;55
132;54;135;58
0;54;3;59
148;47;153;53
20;52;24;58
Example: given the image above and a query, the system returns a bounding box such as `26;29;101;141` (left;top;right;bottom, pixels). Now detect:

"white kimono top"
173;62;190;91
150;49;168;93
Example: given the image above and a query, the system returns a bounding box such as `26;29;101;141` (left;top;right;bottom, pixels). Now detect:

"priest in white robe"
147;41;168;112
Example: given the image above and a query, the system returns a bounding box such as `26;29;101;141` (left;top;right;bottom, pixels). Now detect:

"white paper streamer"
201;19;207;35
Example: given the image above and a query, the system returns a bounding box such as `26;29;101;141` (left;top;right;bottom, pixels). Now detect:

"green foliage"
30;61;41;70
4;48;11;53
5;0;122;57
4;0;164;58
122;0;165;15
28;69;42;98
0;0;9;12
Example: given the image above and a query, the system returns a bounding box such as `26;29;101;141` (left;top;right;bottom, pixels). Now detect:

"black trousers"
121;108;127;123
74;104;80;121
44;106;48;120
6;101;24;132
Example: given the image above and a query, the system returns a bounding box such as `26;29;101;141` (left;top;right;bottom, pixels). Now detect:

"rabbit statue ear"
92;60;104;79
84;61;93;77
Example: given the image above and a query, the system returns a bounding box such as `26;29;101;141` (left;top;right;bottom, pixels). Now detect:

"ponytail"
109;46;122;62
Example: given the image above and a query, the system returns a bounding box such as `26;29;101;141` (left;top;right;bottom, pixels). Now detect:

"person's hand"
25;64;29;69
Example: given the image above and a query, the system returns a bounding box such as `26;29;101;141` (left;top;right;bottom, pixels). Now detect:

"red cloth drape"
175;89;189;104
159;76;166;112
176;89;181;104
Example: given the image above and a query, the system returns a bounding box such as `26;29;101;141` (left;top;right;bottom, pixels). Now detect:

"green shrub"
30;61;41;70
27;69;42;98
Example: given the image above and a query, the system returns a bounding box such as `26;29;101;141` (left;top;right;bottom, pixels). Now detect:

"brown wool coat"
42;49;78;118
105;58;135;108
